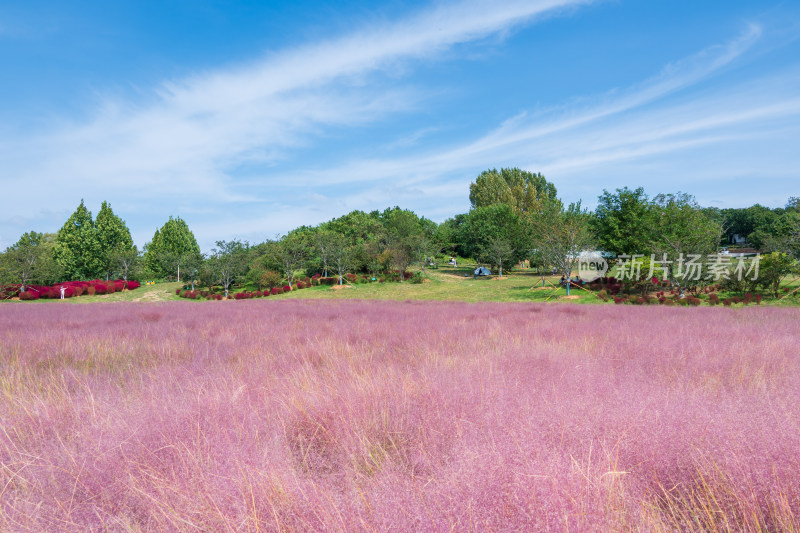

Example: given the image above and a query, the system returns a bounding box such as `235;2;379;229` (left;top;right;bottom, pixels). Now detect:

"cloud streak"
2;1;798;251
0;0;594;248
290;24;800;211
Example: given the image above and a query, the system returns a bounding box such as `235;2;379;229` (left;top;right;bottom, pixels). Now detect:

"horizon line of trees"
2;172;798;295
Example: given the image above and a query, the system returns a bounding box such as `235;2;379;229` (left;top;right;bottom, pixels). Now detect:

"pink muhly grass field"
1;301;799;531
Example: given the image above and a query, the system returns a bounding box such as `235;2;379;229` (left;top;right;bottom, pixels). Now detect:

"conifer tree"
143;216;201;280
53;200;104;279
95;201;135;280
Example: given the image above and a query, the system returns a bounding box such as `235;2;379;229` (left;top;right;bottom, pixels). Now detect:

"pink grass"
1;301;799;531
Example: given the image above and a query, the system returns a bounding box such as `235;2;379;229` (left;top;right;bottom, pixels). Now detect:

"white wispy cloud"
287;24;800;214
296;24;768;185
0;0;593;248
2;2;798;252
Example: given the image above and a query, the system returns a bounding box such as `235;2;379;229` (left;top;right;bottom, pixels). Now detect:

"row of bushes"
175;270;421;302
612;292;763;306
588;277;727;297
176;281;314;301
10;279;140;301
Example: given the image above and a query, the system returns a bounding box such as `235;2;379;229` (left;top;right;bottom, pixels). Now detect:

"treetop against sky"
1;0;799;251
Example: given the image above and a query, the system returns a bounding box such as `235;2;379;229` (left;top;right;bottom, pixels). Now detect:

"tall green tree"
314;229;338;278
143;216;202;280
321;210;384;246
532;202;594;294
650;193;723;283
382;207;429;281
484;239;514;277
0;232;62;290
95;201;135;280
110;246;140;282
54;200;104;279
457;204;529;269
327;233;354;285
763;210;800;259
208;240;249;297
265;234;307;288
755;252;796;297
469;168;559;216
593;187;654;256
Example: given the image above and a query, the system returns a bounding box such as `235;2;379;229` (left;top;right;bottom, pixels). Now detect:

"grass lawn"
271;267;605;304
8;268;603;305
7;266;799;306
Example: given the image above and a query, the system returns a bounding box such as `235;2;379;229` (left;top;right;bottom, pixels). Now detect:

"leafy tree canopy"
457;204;528;267
143;216;201;278
0;231;62;288
469;167;559;216
95;201;135;278
592;187;655;256
320;210;384;246
53;200;104;280
650;192;723;260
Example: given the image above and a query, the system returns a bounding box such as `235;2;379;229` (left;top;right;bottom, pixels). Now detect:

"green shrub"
259;270;284;290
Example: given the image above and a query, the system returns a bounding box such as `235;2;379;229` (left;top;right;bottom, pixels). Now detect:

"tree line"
2;170;798;294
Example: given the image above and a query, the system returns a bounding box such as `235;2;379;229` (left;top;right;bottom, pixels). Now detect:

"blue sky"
1;0;799;251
